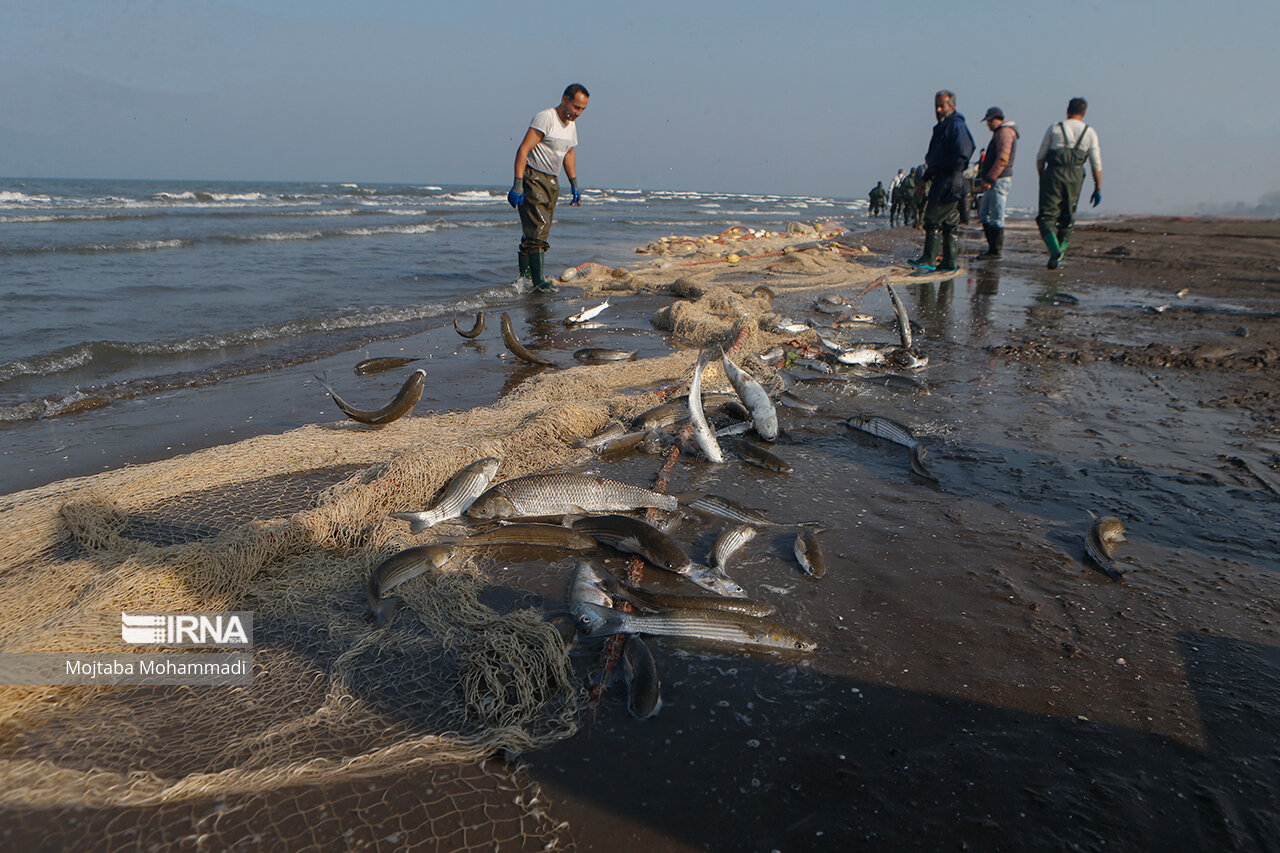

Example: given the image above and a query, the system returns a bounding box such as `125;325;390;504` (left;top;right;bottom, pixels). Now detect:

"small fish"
613;583;776;618
457;523;597;550
769;320;810;334
574;347;635;363
685;563;747;598
569;559;616;624
794;528;826;578
756;346;786;365
453;312;486;339
711;524;757;572
885;347;929;370
573;421;627;449
354;356;418;375
575;602;817;652
779;390;819;412
367;543;455;626
714;422;755;439
622;636;662;719
566;298;610;325
681;493;775;527
795;357;834;374
834;312;877;327
632;401;687;431
735;440;793;474
846;414;918;448
722;352;778;441
500;312;555;366
858;373;929;394
1042;292;1080;305
909;444;939;483
317;369;426;426
687;355;725;464
468;473;679;519
390;457;502;533
884;279;913;349
814;296;848;314
1085;515;1127;581
836;347;886;366
572;514;696;575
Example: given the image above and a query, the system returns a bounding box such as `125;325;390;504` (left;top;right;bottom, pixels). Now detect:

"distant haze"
2;0;1277;214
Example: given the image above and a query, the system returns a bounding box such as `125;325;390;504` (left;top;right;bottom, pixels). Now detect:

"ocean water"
0;178;870;427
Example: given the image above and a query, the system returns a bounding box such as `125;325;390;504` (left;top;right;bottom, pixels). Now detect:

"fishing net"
0;240;887;848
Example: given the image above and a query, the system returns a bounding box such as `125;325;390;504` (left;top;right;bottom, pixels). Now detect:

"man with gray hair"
908;90;975;274
1035;97;1102;269
508;83;589;292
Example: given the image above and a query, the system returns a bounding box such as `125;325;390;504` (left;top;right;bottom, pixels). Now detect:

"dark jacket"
923;111;975;201
982;121;1019;182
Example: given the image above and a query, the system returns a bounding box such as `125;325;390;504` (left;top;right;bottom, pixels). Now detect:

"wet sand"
3;216;1278;850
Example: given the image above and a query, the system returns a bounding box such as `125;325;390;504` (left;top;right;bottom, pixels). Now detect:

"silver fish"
468;473;679;520
884;279;913;349
573;421;627;449
846;414;918;448
735;440;793;474
686;563;748;598
572;514;695;574
633;401;687;431
711;525;757;572
779;390;819;412
814;296;848;314
575;602;816;652
612;583;775;618
909;444;938;482
391;457;501;533
367;543;455;627
834;312;877;326
623;636;662;718
682;493;775;527
687;356;725;463
836;347;886;366
794;528;826;578
569;558;615;621
566;298;610;325
1086;515;1126;581
721;352;778;441
714;422;755;439
574;347;635;363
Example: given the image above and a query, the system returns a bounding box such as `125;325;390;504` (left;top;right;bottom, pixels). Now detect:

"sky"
1;0;1277;213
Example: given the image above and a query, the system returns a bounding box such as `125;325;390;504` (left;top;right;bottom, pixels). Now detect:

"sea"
0;178;872;491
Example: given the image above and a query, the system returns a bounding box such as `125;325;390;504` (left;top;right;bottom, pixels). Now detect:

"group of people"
503;83;1102;294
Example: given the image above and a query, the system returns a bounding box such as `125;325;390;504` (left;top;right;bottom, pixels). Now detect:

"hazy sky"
2;0;1277;213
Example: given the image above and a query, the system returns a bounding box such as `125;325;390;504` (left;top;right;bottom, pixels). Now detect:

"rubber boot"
517;252;532;281
1040;225;1063;269
976;223;997;258
908;228;941;270
991;227;1004;257
528;251;557;293
936;228;959;272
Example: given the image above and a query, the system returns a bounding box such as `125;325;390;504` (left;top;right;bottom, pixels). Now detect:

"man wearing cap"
1035;97;1102;269
908;90;975;274
975;107;1020;258
507;83;589;293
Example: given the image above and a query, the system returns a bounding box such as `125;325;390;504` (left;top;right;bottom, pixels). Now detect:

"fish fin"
390;511;433;534
673;491;705;506
370;596;400;628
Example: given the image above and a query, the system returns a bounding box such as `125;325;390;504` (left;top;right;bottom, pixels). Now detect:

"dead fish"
858;374;930;394
354;356;419;375
613;583;776;618
575;602;816;652
453;312;486;339
779;390;819;412
317;369;426;426
710;524;757;572
909;444;939;483
623;636;662;718
794;528;826;578
1041;292;1080;305
836;347;886;366
633;401;687;431
846;414;918;448
468;473;679;520
714;422;756;439
814;296;848;314
884;279;913;349
756;346;786;365
735;439;793;474
569;559;616;623
688;356;726;463
367;543;455;627
457;523;597;550
500;312;555;366
597;429;657;460
574;347;635;363
573;421;627;449
680;493;775;527
1085;515;1126;581
884;347;929;370
571;514;694;575
722;352;778;441
834;312;877;327
390;457;502;533
566;298;610;325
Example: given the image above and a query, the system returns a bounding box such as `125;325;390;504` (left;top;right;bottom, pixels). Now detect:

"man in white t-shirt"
1035;97;1102;269
507;83;588;292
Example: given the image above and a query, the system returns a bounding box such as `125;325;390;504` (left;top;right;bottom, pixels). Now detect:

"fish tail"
371;596;400;627
390;511;434;534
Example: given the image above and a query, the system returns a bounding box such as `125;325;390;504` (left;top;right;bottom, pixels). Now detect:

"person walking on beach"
908;90;975;274
975;107;1019;258
869;181;887;217
1035;97;1101;269
508;83;589;293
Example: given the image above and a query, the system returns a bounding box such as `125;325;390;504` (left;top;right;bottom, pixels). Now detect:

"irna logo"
121;612;253;647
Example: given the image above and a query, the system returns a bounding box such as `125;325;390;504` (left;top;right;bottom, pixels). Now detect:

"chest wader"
517;168;559;291
1036;123;1090;268
910;172;962;272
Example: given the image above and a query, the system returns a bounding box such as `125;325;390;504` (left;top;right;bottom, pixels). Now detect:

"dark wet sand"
4;216;1278;850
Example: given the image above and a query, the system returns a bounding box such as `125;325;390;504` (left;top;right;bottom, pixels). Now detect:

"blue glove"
1090;189;1101;207
569;177;581;207
508;178;524;209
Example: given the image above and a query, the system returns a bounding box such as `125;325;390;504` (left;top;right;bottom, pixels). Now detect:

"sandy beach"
1;214;1277;851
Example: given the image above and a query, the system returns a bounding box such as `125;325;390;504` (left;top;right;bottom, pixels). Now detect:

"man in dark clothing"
908;90;975;274
869;182;887;217
976;106;1020;258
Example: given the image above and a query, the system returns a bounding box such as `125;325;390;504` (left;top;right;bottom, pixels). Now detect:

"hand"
507;190;523;209
570;188;582;206
1090;189;1101;207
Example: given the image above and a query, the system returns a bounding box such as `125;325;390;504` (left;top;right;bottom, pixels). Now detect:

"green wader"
919;194;961;270
517;167;559;290
1036;123;1090;262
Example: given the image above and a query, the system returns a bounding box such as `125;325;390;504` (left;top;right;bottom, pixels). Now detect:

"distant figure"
976;107;1020;258
889;174;908;226
869;182;887;217
1035;97;1102;269
908;90;975;274
888;168;906;196
508;83;589;292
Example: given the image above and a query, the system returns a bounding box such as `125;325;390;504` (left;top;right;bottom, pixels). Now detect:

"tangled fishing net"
0;237;890;848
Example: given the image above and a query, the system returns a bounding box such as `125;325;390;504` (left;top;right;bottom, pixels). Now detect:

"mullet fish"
688;355;725;463
367;543;455;627
794;528;826;578
710;524;757;572
1086;515;1127;581
354;356;418;376
722;352;778;441
575;602;817;652
566;298;610;325
500;312;555;366
318;369;426;426
467;473;679;520
846;414;918;448
391;457;501;533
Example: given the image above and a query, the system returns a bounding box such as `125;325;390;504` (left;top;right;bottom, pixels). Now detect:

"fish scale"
468;473;678;519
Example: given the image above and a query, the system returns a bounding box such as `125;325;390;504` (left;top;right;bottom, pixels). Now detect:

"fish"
571;514;695;575
354;356;419;375
572;421;627;449
836;347;886;366
710;524;757;572
623;636;662;718
367;543;455;627
500;312;555;366
795;357;834;374
756;346;786;364
909;444;939;483
885;347;929;370
833;312;877;327
858;374;930;393
597;430;658;460
794;528;826;578
1085;515;1126;581
1045;292;1080;305
612;583;776;618
569;558;616;619
317;369;426;426
457;523;597;550
779;390;819;412
714;422;755;439
632;401;687;431
687;563;748;598
884;279;913;349
467;473;679;520
574;347;635;363
453;312;486;339
814;296;848;314
751;285;776;300
687;356;725;463
390;457;501;533
566;298;610;325
768;320;810;335
721;352;778;441
574;602;817;652
681;493;775;527
846;414;918;448
734;440;793;474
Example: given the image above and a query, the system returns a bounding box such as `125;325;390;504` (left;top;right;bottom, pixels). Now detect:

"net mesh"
0;241;889;847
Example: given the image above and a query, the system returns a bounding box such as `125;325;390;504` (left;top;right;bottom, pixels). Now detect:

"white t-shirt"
1036;118;1101;173
525;108;578;177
